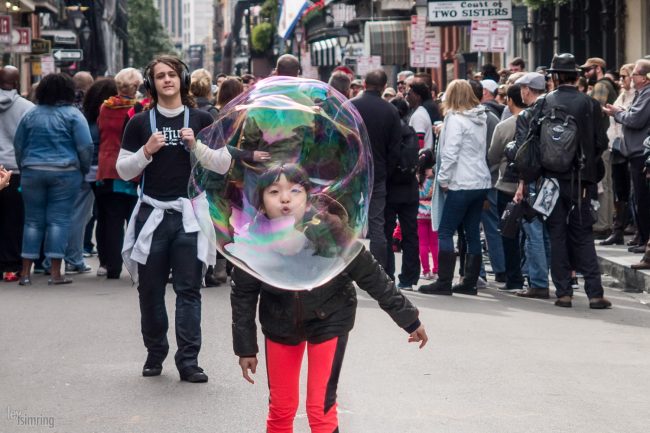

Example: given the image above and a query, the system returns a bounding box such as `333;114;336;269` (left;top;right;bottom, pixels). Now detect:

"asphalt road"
1;255;649;433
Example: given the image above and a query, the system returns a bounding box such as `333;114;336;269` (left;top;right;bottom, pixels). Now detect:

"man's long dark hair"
146;55;196;108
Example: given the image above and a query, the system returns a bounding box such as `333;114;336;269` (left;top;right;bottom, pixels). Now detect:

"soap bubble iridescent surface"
190;76;372;291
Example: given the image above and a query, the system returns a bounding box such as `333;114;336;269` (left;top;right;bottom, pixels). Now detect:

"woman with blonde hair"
190;68;218;119
419;79;491;296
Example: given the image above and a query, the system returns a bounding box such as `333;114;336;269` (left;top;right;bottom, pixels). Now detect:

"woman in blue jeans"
419;80;491;295
13;73;93;285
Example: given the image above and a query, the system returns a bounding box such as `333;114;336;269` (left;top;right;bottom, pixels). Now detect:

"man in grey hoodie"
0;66;34;281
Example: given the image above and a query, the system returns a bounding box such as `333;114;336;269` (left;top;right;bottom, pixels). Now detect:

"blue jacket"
14;105;93;174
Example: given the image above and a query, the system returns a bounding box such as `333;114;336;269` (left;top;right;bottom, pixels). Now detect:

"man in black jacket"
351;70;402;268
541;53;611;309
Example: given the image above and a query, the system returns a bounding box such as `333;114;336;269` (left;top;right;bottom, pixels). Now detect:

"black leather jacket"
230;245;421;357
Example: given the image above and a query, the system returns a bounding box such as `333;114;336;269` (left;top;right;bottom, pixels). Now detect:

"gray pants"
368;181;387;269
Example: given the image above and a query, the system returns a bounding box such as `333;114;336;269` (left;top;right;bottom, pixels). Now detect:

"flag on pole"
277;0;308;39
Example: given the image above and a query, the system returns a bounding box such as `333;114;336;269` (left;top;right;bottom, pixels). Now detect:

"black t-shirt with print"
122;107;214;201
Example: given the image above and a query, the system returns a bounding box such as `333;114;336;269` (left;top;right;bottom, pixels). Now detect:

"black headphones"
143;58;191;99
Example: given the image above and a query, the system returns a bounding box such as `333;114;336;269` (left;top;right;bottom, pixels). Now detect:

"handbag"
611;136;629;158
499;201;522;239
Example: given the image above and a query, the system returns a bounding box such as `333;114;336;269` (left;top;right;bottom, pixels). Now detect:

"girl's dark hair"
417;148;434;187
216;77;244;108
255;163;311;211
35;73;76;105
82;77;117;124
390;98;409;119
146;55;196;108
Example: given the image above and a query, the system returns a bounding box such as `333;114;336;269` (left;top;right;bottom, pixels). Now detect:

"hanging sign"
0;15;11;44
428;0;512;23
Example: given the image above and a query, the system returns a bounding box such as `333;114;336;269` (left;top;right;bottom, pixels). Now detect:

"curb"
596;249;650;293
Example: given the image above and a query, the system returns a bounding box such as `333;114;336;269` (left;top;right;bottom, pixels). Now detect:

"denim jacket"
14;105;93;174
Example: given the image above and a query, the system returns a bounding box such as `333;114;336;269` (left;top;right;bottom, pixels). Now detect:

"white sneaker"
476;277;488;289
97;266;108;277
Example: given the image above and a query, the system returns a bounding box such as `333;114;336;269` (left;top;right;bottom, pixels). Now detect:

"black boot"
600;201;626;245
419;251;456;295
452;254;482;295
204;266;219;287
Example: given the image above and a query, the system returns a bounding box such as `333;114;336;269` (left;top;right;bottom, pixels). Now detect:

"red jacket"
97;96;135;181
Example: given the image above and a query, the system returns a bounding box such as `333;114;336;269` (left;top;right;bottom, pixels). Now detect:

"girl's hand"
253;151;271;162
409;324;428;349
513;181;525;204
239;356;258;384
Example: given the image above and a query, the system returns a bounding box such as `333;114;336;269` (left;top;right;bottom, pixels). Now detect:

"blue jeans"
439;189;489;255
43;181;94;269
521;182;551;289
20;169;82;259
481;188;505;274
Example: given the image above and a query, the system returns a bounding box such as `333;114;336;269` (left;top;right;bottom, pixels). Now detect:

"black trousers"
629;156;650;243
611;160;631;202
95;183;137;277
136;208;203;371
496;191;524;289
0;173;24;272
384;201;420;285
546;180;603;299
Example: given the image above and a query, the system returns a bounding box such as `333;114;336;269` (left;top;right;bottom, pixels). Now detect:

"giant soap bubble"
189;76;372;291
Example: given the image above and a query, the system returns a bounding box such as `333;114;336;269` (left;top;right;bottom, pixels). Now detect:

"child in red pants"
417;149;438;280
231;164;428;433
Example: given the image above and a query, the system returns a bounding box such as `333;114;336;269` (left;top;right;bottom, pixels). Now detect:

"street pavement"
2;254;650;433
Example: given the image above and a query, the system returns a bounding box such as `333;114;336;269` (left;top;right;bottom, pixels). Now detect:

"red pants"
417;218;439;273
265;335;348;433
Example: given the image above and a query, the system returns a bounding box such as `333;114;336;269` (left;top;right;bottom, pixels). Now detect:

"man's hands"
0;165;12;190
180;128;196;150
253;151;271;162
603;104;623;116
409;324;428;349
513;181;525;204
239;356;258;384
143;131;166;159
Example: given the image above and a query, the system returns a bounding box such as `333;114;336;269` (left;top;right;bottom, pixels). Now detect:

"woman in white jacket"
419;80;491;296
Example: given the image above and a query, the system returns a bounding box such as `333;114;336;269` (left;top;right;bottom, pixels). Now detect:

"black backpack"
514;98;546;183
392;120;420;184
538;93;579;173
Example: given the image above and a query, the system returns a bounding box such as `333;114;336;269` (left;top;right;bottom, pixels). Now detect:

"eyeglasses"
397;81;405;86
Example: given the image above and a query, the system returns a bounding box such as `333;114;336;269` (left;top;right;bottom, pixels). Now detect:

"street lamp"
521;25;532;45
294;26;303;66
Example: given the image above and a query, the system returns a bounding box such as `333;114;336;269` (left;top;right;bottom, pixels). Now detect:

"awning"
309;38;341;67
364;20;409;65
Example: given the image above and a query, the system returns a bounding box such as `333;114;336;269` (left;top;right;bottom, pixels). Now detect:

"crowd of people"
2;47;650;430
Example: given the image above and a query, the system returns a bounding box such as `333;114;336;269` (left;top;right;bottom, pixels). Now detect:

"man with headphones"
115;55;268;383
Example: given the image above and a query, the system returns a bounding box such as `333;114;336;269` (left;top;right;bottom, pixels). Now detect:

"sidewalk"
596;240;650;293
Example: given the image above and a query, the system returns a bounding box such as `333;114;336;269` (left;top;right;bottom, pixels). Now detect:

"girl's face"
261;174;308;223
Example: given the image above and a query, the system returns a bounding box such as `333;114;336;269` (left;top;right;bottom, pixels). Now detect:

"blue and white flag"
277;0;308;39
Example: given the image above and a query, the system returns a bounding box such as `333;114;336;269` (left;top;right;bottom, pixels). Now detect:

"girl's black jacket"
231;245;421;357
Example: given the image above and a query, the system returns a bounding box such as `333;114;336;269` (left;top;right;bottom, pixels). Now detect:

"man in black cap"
536;53;611;309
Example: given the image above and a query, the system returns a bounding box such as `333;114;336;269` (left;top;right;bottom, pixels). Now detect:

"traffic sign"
52;49;83;61
31;38;51;55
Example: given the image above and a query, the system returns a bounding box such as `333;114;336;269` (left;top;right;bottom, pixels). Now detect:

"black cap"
547;53;580;73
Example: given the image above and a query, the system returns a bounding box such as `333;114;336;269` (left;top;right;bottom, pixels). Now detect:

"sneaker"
397;281;415;291
476;277;488;290
3;272;19;282
570;277;579;290
83;248;97;258
65;263;92;274
97;266;108;277
420;272;435;281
